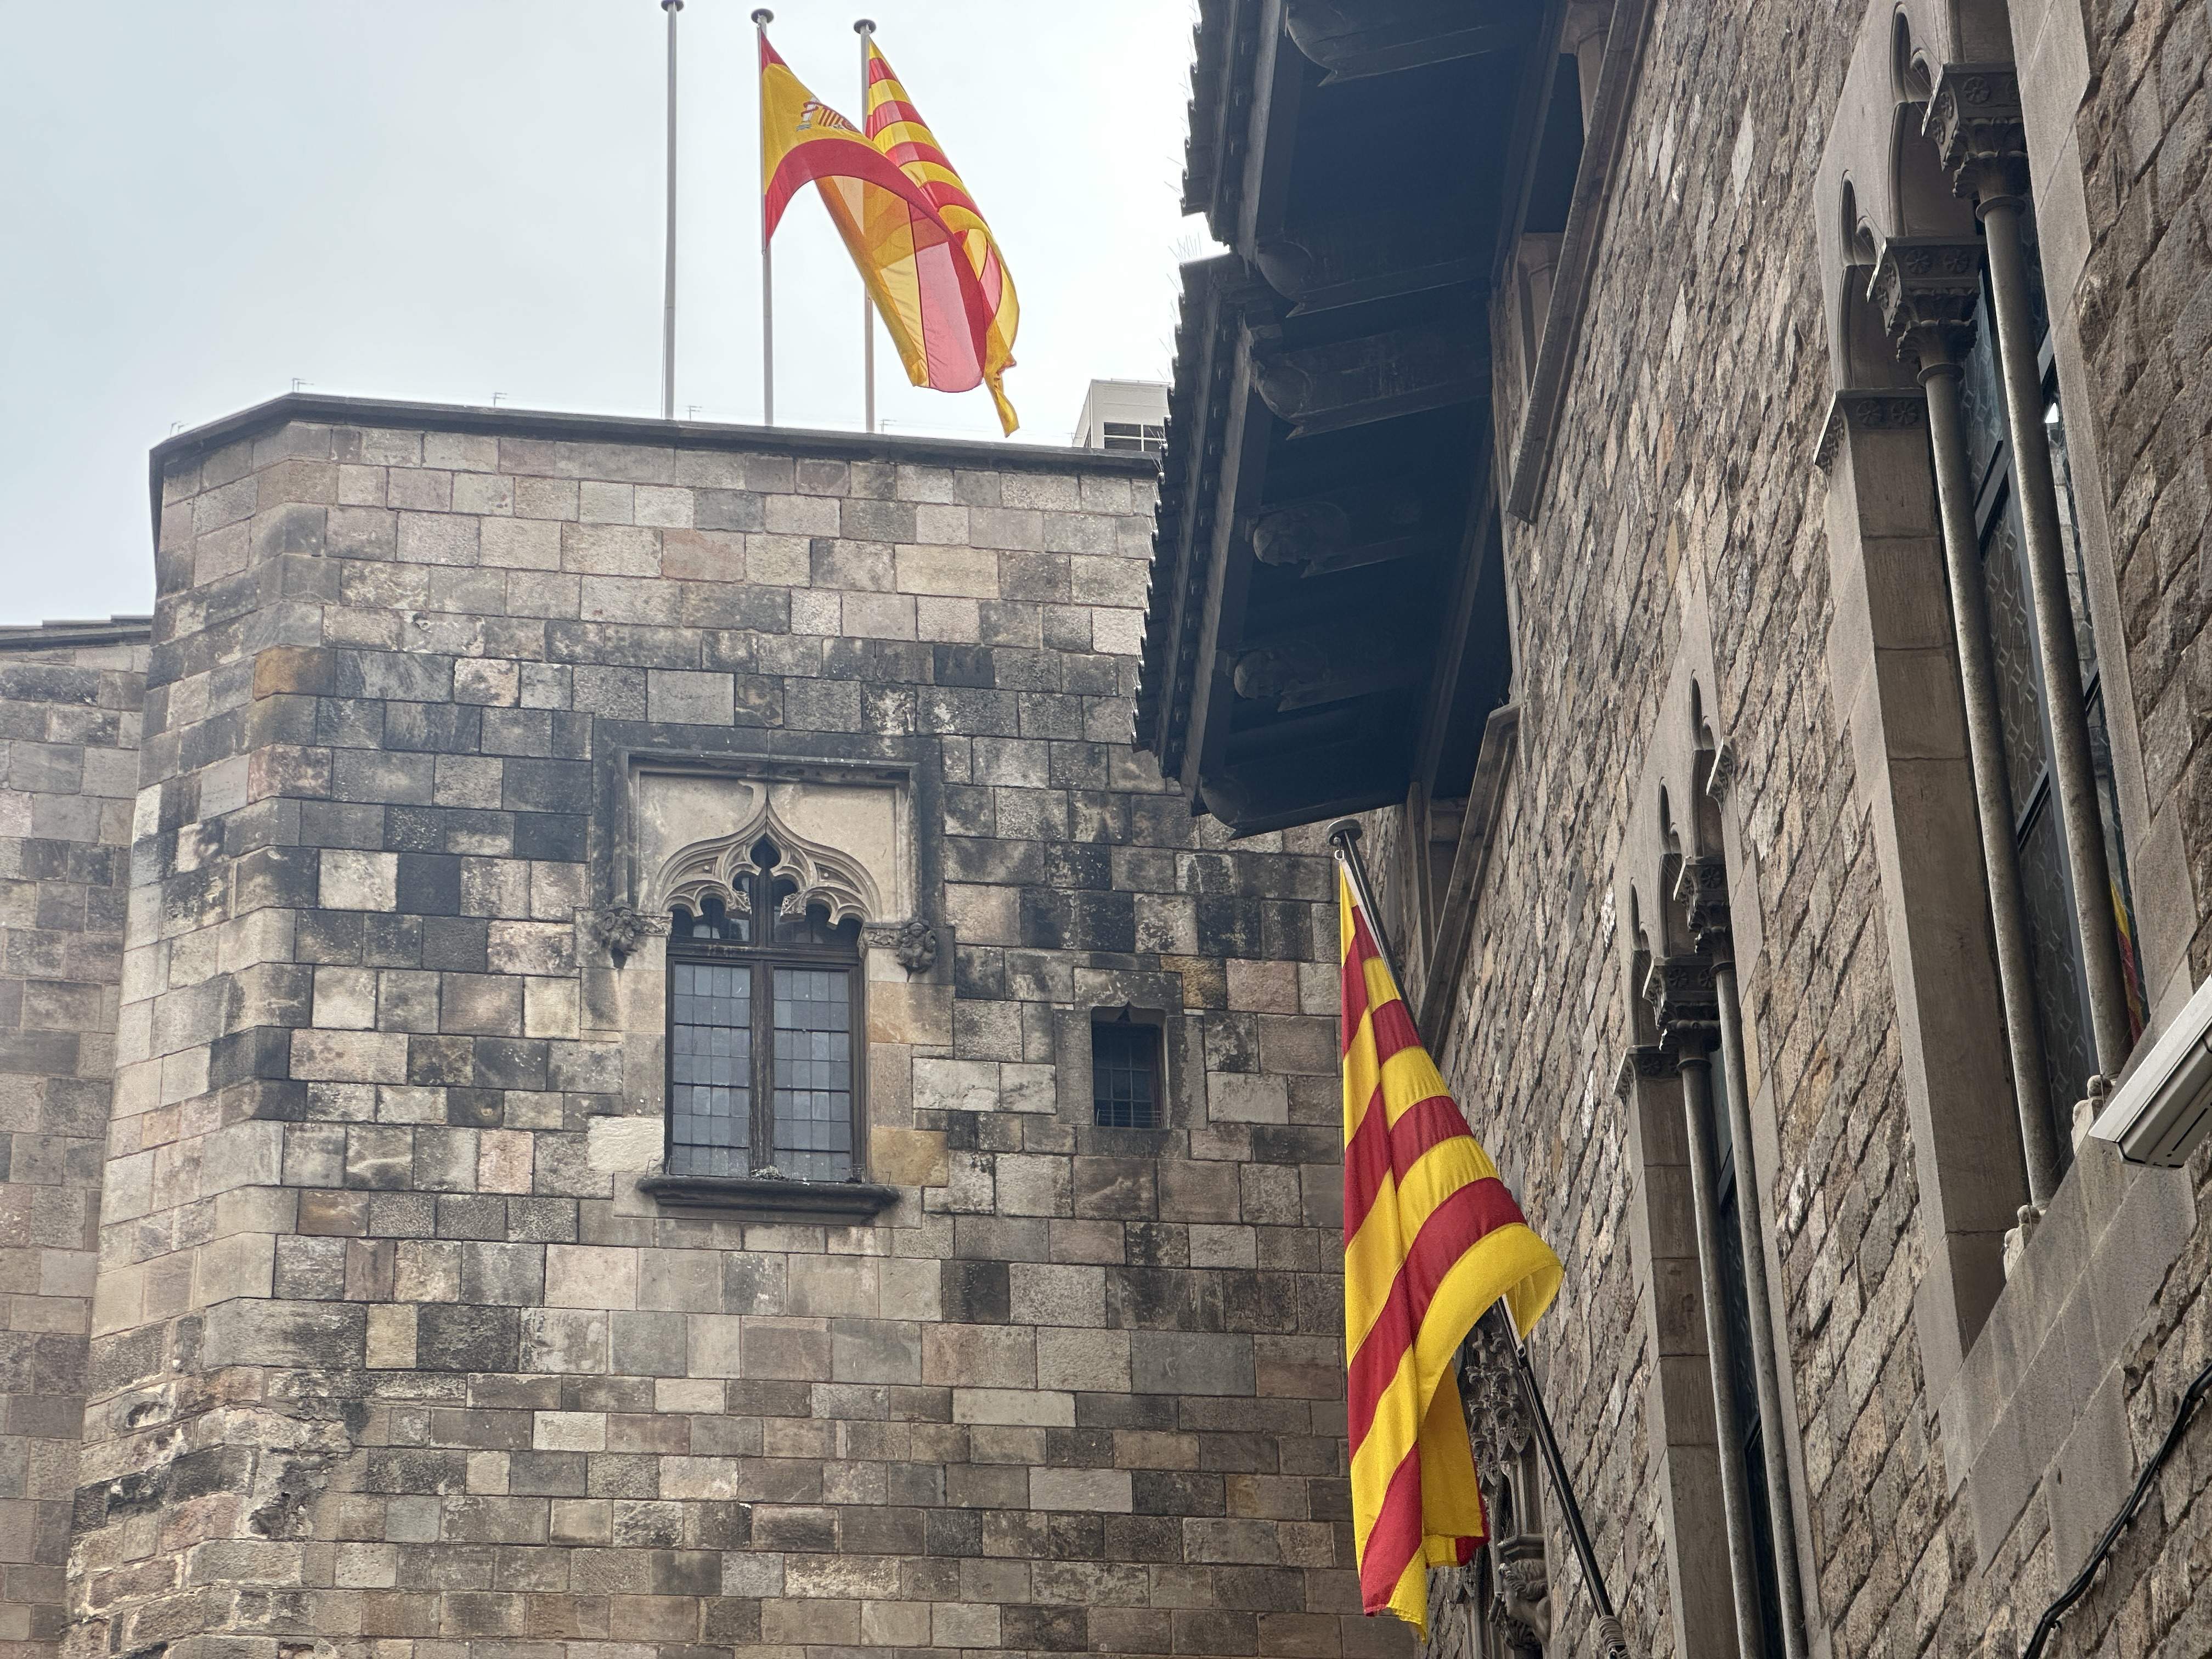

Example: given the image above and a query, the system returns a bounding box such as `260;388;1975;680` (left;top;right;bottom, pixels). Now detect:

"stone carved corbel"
893;919;939;975
589;905;668;966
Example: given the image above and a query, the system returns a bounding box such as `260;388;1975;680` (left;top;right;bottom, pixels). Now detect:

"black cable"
2021;1347;2212;1659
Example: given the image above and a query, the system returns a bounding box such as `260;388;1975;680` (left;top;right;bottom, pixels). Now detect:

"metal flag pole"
752;8;777;425
1325;818;1632;1659
856;19;878;434
660;0;682;421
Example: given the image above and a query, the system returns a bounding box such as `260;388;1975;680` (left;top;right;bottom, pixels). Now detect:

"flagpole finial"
855;18;876;34
1325;818;1363;848
751;8;773;23
661;0;681;12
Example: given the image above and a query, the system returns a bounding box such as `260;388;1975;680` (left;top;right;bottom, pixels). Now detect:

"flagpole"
1326;819;1633;1659
752;8;777;426
856;19;878;435
659;0;682;421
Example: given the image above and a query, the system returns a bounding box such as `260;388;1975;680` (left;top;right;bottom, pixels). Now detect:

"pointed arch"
648;799;883;926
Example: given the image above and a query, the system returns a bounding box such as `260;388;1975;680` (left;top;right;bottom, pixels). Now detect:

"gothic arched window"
667;834;862;1182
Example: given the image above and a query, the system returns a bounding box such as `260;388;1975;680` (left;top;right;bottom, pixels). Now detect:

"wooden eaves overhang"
1135;0;1567;834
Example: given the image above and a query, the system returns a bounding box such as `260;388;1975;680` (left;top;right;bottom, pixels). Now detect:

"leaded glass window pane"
663;837;862;1183
668;960;750;1176
773;967;854;1181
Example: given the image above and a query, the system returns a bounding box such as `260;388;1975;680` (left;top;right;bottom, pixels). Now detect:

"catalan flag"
1340;869;1561;1631
758;30;999;417
862;38;1021;433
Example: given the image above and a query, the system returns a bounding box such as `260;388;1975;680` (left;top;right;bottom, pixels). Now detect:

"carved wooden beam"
1229;614;1426;712
1285;0;1536;81
1197;736;1411;833
1244;484;1440;578
1248;324;1487;438
1254;211;1485;314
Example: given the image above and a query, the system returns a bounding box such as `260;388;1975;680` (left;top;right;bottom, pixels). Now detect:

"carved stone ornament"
1644;950;1720;1041
589;904;668;966
1925;63;2027;196
893;919;939;974
1615;1042;1675;1096
1459;1318;1533;1479
1674;853;1732;957
1814;391;1928;471
1871;238;1985;373
646;799;882;926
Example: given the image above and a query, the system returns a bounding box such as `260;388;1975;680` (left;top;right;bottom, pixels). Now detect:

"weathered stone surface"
14;413;1374;1659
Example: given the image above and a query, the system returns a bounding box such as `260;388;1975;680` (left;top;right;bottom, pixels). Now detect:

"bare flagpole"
753;8;777;425
659;0;682;421
855;18;878;434
1326;818;1633;1659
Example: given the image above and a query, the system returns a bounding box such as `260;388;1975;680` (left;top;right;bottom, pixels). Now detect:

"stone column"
1683;845;1807;1659
1874;239;2061;1206
1933;63;2134;1079
1648;953;1765;1659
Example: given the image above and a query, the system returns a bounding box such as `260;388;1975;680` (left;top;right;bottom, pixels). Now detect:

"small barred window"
1092;1016;1163;1129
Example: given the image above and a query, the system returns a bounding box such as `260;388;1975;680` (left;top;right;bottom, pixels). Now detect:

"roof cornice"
147;392;1157;546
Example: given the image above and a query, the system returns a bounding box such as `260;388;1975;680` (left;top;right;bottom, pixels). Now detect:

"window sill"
636;1173;900;1223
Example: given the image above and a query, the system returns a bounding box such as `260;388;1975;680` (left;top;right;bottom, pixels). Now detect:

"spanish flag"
862;38;1021;433
1340;870;1561;1630
758;31;1001;420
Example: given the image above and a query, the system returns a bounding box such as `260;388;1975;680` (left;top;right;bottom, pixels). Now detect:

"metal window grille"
1092;1019;1161;1128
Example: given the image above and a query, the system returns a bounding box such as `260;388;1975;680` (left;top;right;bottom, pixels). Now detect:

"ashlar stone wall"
0;630;145;1659
58;403;1383;1659
1359;1;2211;1657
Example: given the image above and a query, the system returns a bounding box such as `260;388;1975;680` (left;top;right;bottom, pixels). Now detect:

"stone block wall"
0;628;146;1659
1354;2;2211;1657
60;404;1384;1659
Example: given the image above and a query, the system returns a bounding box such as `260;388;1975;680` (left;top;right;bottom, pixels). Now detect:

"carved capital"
1926;63;2027;198
1644;951;1720;1043
1815;391;1928;471
1871;238;1984;375
1616;1043;1675;1094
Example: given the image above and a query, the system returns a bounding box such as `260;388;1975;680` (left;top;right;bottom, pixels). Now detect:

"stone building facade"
1141;1;2210;1658
0;397;1387;1659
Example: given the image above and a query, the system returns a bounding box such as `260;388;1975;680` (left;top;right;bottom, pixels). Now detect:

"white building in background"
1071;377;1167;453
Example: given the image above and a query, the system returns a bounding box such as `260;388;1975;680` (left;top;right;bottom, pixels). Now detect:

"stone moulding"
648;799;882;925
636;1173;901;1221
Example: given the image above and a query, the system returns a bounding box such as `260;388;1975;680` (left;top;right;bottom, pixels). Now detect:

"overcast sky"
0;1;1205;624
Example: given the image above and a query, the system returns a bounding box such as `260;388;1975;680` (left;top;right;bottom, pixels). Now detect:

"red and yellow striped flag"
1340;869;1561;1630
758;32;999;415
862;38;1021;433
